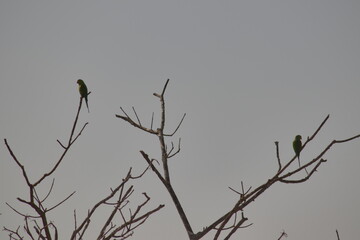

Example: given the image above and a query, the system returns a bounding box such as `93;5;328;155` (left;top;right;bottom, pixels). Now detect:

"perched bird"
77;79;89;113
293;135;302;163
293;135;308;174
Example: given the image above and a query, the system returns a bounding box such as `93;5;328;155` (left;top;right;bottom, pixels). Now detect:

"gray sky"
1;1;360;239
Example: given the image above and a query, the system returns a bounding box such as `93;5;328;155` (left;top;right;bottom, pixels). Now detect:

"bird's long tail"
85;98;90;113
298;156;309;175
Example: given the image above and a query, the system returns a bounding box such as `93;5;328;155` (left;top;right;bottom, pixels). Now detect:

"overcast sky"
1;1;360;239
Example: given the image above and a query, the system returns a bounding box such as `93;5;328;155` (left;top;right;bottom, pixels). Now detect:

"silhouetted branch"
223;212;249;240
275;141;281;172
46;191;76;212
6;202;38;218
3;226;23;240
116;107;157;134
277;230;288;240
132;106;142;126
41;179;55;203
71;167;164;240
103;203;164;240
35;98;88;187
151;112;154;130
140;151;167;187
4;92;88;240
168;138;181;159
164;113;186;137
118;80;193;238
4;139;31;187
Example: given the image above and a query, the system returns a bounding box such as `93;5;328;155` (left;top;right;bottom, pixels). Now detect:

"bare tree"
4;92;163;240
117;79;360;240
4;80;359;240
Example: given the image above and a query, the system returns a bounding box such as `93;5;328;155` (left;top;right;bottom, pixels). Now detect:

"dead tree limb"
69;167;163;240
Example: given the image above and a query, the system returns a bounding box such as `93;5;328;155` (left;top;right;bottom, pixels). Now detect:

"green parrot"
293;135;302;167
293;135;308;174
77;79;89;113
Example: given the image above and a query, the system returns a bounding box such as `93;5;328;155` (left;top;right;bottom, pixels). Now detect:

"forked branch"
71;168;164;240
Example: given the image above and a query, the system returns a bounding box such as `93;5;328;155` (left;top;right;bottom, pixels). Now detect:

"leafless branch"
336;229;340;240
132;106;142;126
164;113;186;137
46;191;76;212
24;217;35;240
277;230;288;240
118;80;193;238
4;139;31;187
41;179;55;203
275;141;281;172
168;138;181;159
4;92;89;240
6;202;38;218
71;167;163;240
115;107;157;135
34;98;88;187
151;112;154;130
3;226;23;240
103;203;164;240
223;212;249;240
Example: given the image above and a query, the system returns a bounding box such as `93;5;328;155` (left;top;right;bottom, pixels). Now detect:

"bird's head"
77;79;84;85
295;135;302;141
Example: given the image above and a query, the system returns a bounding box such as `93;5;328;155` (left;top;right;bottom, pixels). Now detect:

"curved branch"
164;113;186;137
46;191;76;212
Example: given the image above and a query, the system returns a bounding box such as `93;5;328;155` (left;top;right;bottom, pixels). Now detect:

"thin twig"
41;179;55;203
6;202;39;218
46;191;76;212
132;106;142;126
164;113;186;137
224;212;248;240
168;138;181;158
336;229;340;240
275;141;281;172
277;230;288;240
4;139;31;187
151;112;154;130
116;108;157;135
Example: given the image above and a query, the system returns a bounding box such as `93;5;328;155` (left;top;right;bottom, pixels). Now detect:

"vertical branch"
119;80;193;238
275;141;281;172
154;80;194;238
69;97;83;145
154;79;171;184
